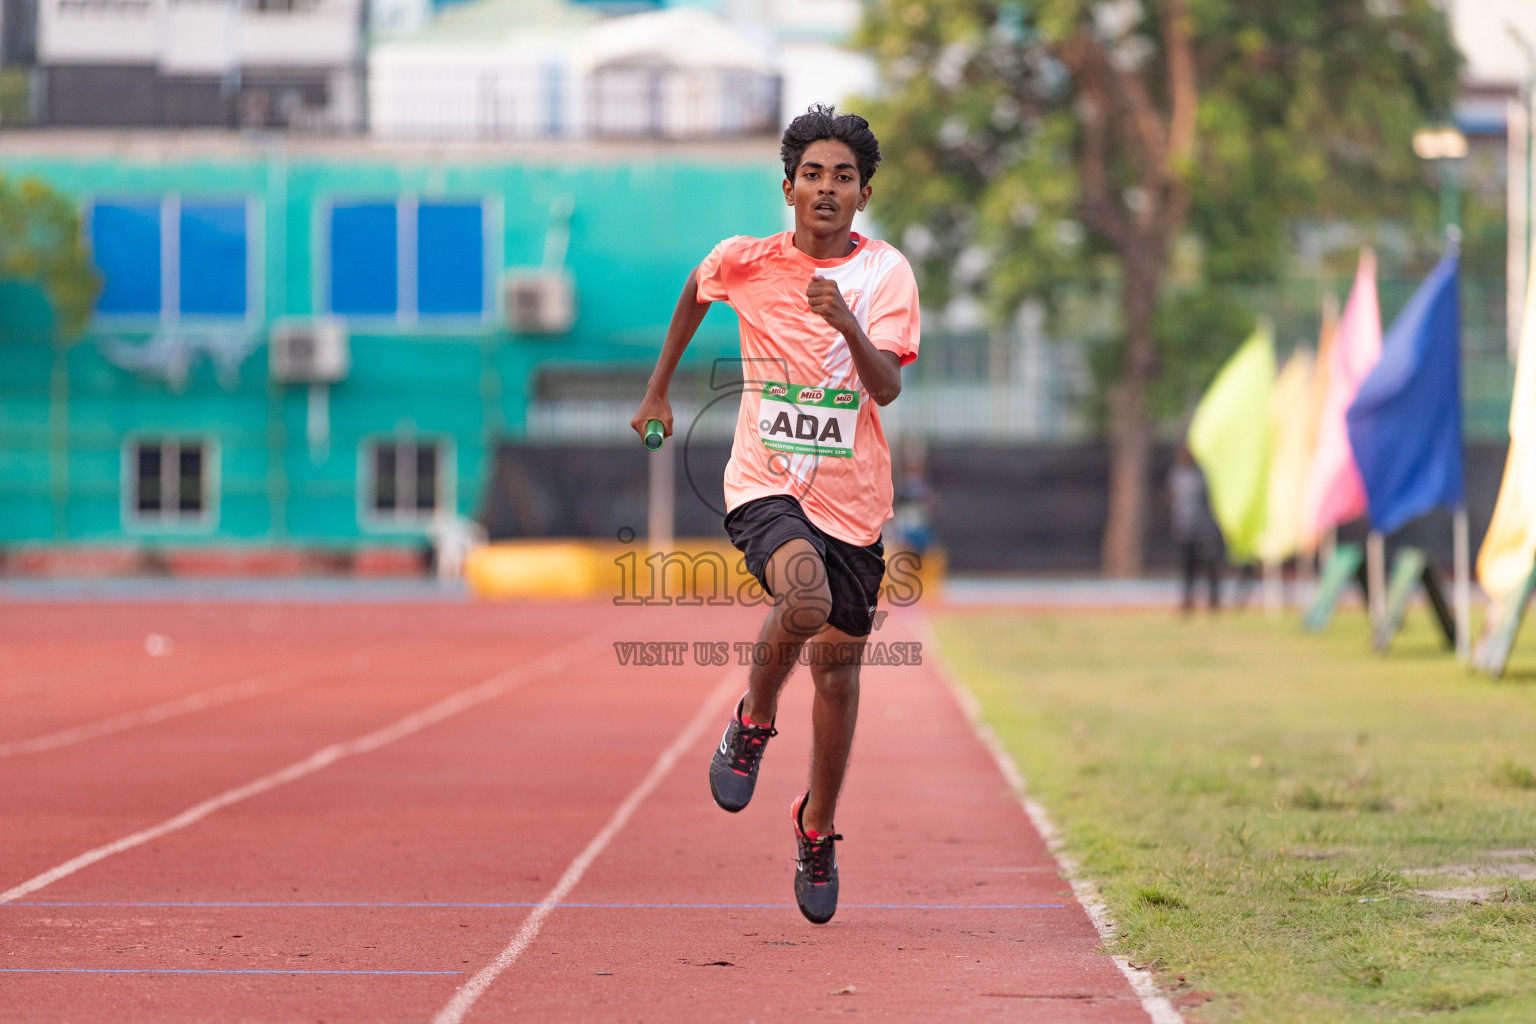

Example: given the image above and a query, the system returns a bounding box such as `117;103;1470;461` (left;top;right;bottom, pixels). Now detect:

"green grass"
934;609;1536;1023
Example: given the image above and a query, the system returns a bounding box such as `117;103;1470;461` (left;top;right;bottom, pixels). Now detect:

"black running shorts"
724;494;886;637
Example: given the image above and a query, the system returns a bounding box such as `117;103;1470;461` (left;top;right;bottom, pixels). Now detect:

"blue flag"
1345;254;1464;535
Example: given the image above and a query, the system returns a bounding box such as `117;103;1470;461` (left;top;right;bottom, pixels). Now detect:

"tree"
0;174;100;339
857;0;1458;575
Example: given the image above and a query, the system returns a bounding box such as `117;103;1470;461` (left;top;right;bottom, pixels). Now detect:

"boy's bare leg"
802;626;863;834
740;538;831;726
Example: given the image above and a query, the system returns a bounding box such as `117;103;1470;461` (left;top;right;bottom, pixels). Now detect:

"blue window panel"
92;203;161;315
329;204;398;316
416;203;484;316
179;203;247;316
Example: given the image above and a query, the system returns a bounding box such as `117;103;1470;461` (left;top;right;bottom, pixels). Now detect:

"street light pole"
1440;154;1462;237
1412;126;1467;235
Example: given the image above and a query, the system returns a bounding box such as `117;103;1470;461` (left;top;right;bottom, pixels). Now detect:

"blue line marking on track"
0;968;461;975
9;901;1066;910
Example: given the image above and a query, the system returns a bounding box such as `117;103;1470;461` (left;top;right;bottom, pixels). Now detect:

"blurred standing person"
1169;445;1222;613
892;440;936;556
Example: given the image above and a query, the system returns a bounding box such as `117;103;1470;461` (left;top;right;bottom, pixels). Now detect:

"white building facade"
35;0;365;128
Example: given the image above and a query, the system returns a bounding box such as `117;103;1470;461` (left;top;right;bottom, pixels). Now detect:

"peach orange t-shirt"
695;231;921;547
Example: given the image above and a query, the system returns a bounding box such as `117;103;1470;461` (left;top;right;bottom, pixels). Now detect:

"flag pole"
1454;505;1471;662
1447;220;1469;662
1367;530;1387;631
1263;559;1282;618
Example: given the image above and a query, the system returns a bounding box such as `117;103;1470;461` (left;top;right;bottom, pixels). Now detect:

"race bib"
758;382;859;459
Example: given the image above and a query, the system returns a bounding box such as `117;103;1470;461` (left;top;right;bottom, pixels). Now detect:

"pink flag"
1302;249;1382;539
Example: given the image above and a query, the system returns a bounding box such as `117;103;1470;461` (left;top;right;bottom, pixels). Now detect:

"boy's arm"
806;276;901;405
631;268;711;442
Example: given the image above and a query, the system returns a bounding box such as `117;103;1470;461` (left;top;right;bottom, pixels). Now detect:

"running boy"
630;105;920;924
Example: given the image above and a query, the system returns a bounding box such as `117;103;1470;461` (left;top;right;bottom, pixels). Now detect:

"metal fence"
520;274;1515;445
521;326;1095;445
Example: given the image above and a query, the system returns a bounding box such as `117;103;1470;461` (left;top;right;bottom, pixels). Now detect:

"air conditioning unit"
270;319;349;383
503;271;575;335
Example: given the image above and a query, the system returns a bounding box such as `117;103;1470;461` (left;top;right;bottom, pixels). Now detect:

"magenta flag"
1302;249;1382;539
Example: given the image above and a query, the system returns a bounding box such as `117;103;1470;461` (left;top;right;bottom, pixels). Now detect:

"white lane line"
912;612;1186;1024
0;652;375;758
432;670;741;1024
0;634;603;906
1;661;192;700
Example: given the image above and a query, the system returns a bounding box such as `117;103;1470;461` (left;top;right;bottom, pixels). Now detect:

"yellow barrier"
464;542;601;599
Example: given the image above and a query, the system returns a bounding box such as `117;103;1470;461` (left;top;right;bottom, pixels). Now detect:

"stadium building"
0;131;784;573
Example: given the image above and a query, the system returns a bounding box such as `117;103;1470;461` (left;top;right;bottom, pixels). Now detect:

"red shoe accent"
791;791;833;839
737;696;774;730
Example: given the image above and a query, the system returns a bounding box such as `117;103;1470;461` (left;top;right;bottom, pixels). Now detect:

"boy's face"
783;139;872;233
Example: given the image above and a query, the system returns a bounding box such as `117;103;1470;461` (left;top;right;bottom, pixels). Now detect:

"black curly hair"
780;104;882;188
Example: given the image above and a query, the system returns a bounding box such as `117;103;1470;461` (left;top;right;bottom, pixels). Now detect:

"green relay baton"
643;419;666;451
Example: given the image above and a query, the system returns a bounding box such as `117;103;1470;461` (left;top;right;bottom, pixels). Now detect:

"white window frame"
84;194;261;327
317;194;498;329
121;435;219;533
358;434;455;530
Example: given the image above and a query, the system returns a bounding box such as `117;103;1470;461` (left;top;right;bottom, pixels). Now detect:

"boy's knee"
779;584;831;635
772;543;831;635
813;663;859;701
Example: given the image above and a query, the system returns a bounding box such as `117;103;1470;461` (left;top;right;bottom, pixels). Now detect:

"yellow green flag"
1188;325;1276;561
1257;347;1315;563
1298;296;1338;553
1477;253;1536;606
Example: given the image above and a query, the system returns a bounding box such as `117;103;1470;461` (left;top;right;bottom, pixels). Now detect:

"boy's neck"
792;222;858;261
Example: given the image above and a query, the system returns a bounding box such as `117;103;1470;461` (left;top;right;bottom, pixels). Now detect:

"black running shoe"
708;696;777;813
791;791;841;924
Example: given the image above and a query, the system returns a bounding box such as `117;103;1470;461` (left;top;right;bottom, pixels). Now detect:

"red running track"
0;600;1159;1022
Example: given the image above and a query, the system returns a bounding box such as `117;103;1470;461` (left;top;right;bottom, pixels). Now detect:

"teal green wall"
0;146;783;548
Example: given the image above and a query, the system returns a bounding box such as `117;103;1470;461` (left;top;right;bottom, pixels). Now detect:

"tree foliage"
858;0;1458;313
0;174;101;339
855;0;1459;573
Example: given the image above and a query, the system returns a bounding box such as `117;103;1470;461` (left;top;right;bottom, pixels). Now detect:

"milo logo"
767;384;789;397
797;388;825;403
833;393;855;406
